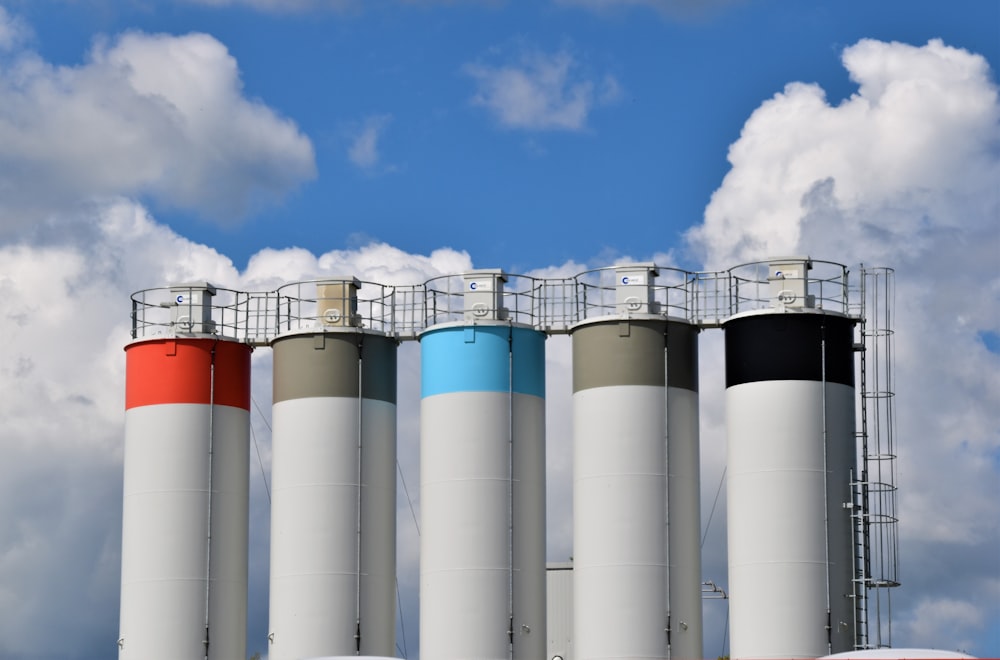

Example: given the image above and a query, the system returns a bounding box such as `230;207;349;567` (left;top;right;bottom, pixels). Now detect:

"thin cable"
249;396;271;502
397;460;420;537
701;465;726;549
396;577;408;658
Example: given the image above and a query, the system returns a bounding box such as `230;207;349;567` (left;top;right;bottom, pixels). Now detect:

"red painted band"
125;338;251;410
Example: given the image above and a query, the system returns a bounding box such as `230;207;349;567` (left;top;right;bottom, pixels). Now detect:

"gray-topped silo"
570;265;702;660
267;278;398;659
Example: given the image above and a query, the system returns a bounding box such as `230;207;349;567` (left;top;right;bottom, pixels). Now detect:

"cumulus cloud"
688;38;998;268
464;47;621;131
0;26;315;231
686;38;1000;654
347;114;394;172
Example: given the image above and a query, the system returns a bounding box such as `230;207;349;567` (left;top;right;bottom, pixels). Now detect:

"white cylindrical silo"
119;335;250;660
572;314;699;660
268;328;397;660
419;294;547;660
724;308;857;659
573;319;666;660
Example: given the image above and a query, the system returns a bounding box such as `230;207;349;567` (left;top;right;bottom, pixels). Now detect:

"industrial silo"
119;283;250;660
723;257;857;658
570;265;702;660
419;270;547;660
267;278;397;659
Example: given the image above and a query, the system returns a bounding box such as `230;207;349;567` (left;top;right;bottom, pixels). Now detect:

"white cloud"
347;114;393;172
688;38;998;268
686;38;1000;654
465;47;620;131
0;5;30;51
0;27;315;231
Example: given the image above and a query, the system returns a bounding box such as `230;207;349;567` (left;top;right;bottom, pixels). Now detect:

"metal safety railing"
129;258;858;343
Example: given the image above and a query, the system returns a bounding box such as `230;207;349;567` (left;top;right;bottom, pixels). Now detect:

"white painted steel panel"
270;397;362;659
573;385;668;660
359;398;398;657
120;403;248;660
420;390;513;660
206;404;250;660
512;394;547;660
666;386;702;660
547;565;574;660
726;380;856;659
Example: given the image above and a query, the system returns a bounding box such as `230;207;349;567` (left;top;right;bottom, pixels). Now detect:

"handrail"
129;258;861;344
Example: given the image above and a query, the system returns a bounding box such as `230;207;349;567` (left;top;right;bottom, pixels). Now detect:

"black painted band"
724;313;855;388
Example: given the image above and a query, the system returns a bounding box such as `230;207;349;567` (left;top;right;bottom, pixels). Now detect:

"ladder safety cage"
852;266;901;650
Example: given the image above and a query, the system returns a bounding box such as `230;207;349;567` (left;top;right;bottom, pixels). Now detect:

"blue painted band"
421;325;545;398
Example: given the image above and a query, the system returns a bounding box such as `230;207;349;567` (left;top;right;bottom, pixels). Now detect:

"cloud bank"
0;29;315;232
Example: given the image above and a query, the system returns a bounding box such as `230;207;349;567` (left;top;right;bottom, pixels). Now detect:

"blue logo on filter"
621;276;630;285
469;281;478;290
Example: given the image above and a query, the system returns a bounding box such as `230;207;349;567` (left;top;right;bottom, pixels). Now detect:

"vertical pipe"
119;337;250;660
419;322;546;660
268;330;397;660
723;311;857;658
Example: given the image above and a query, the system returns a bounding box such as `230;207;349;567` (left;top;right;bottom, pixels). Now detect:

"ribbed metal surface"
546;564;574;660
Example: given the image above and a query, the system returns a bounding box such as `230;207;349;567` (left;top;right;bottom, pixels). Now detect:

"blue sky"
8;0;996;272
0;1;997;659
